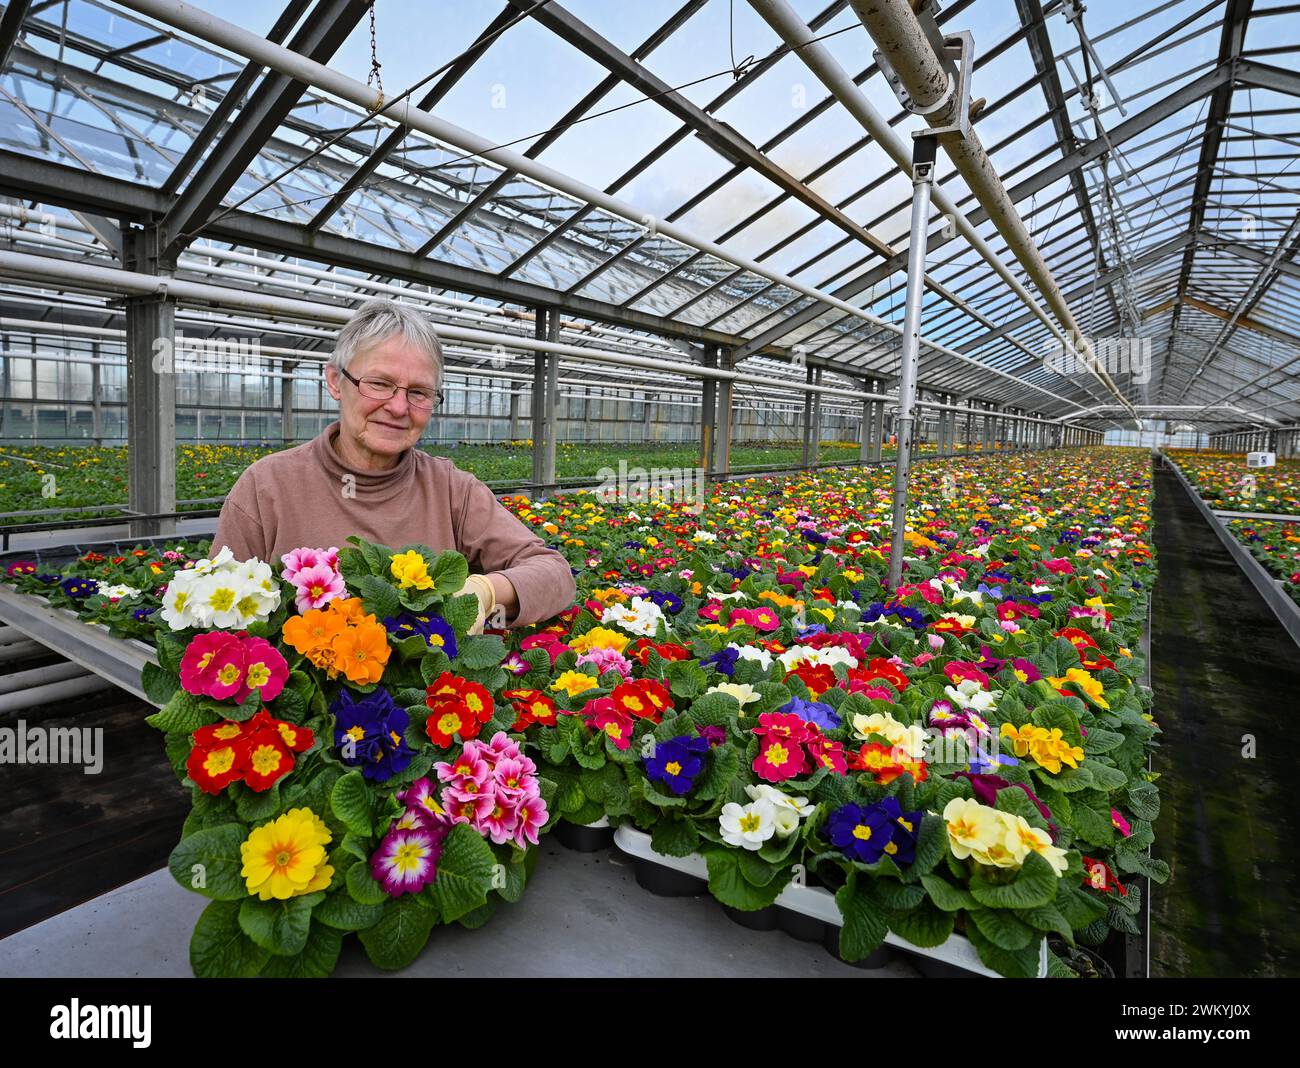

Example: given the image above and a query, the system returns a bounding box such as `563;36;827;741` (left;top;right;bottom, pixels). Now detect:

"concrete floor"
0;842;919;978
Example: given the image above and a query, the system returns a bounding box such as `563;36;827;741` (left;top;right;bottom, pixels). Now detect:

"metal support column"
508;386;520;441
888;135;936;590
713;348;733;476
91;343;102;444
701;345;718;477
530;307;559;495
122;221;176;538
800;363;816;468
280;359;297;443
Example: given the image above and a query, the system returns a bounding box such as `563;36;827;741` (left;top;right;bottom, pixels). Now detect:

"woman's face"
325;334;438;468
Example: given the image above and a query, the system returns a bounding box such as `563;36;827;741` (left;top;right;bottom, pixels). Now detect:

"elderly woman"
213;298;576;630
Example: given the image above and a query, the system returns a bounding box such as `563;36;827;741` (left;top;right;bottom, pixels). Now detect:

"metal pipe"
110;0;1093;419
848;0;1136;418
0;639;45;664
0;672;118;714
888;140;934;589
745;0;1102;394
0;659;92;695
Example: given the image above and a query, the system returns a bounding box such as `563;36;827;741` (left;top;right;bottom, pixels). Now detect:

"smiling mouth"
373;421;409;431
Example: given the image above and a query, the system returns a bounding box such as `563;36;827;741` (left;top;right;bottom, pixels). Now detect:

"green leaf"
1070;802;1117;847
331;771;373;837
909;813;948;877
1125;780;1160;821
357;897;437;971
457;899;499;929
315;892;384;932
965;924;1044;978
168;823;248;900
969;907;1035;950
1082;728;1125;755
346;862;390;906
443;592;480;636
1087;762;1129;790
886;901;954;948
638;777;687;808
456;634;507;670
427;550;470;594
704;847;792;910
1031;700;1083;748
259;923;343;978
141;661;180;706
920;873;976;912
650;816;700;857
233;782;281;825
834;871;888;962
1017;902;1075;945
356;573;402;619
868;878;925;911
969;851;1060;910
426;822;496;924
145;689;220;734
238;892;322;956
190;900;271;978
1057;884;1109;930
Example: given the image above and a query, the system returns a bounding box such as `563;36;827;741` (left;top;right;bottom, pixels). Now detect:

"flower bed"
1225;518;1300;605
1;448;1160;978
1166;450;1300;515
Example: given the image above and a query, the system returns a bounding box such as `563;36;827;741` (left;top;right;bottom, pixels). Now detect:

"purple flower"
643;734;710;795
698;725;727;747
779;695;840;732
704;647;739;677
826;796;922;865
331;687;416;782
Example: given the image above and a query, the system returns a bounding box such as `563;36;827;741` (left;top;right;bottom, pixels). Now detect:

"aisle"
1151;464;1300;977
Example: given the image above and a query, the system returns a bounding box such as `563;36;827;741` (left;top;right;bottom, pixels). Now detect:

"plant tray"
614;825;1047;978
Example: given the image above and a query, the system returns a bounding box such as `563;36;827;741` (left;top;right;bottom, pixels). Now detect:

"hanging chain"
366;3;385;112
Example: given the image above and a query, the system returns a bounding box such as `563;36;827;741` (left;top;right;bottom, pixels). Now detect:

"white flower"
730;643;773;670
944;679;1001;714
951;589;983;606
709;588;747;601
600;595;666;637
693;530;717;542
719;800;777;850
850;711;928;759
745;784;815;838
96;581;142;600
777;644;857;672
706;682;760;707
158;552;280;631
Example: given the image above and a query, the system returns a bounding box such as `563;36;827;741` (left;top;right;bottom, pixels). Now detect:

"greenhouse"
0;0;1296;992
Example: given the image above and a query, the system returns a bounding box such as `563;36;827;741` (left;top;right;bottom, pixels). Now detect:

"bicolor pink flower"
576;646;633;678
482;799;520;845
502;652;531;676
289;562;346;612
280;546;339;579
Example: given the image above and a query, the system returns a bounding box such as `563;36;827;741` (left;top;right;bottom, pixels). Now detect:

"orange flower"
332;622;390;685
330;597;370;625
283;607;347;655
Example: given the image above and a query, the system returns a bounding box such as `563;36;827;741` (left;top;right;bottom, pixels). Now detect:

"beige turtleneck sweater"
211;422;575;628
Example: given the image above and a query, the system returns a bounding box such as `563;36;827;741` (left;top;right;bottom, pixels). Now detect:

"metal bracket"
874;26;974;145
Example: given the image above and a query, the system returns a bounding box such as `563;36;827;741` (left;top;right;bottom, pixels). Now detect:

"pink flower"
928;634;945;651
1044;558;1074;574
178;631;287;704
520;633;569;664
289;562;345;612
912;652;936;666
482;730;523;764
482;799;520;845
492;757;532;799
280;546;339;579
442;787;495;825
1111;809;1132;837
944;662;991;689
576;646;633;678
512;795;548;848
436;750;490;790
179;631;238;696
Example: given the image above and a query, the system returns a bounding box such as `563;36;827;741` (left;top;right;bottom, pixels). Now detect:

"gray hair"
330;298;444;382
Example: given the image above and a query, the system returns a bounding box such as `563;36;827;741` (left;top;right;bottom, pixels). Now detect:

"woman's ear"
324;363;342;402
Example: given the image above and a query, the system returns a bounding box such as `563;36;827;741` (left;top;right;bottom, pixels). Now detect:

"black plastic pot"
628;857;706;897
723;904;780;931
777;907;827;943
822;923;894;970
552;819;615;853
1048;938;1116;978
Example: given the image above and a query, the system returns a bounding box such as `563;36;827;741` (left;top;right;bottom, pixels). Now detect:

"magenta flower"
289;563;346;612
178;631;287;704
512;796;548;848
280;545;339;578
371;824;447;896
1111;809;1132;837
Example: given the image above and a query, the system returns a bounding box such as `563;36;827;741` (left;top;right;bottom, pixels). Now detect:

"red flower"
806;732;848;774
186;738;248;794
752;711;812;744
942;661;990;689
860;657;910;693
425;672;494;747
584;699;635;750
753;735;809;782
786;662;837;696
1081;856;1128;896
503;687;558;730
930;617;974;637
1055;626;1099;650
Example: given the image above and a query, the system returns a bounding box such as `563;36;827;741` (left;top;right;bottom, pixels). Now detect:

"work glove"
463;574;497;636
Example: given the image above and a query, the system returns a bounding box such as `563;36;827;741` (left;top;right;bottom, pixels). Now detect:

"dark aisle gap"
1150;464;1300;977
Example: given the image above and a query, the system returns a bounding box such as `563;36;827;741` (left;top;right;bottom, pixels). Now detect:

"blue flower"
331;687;415;782
643;735;709;796
648;590;683;614
779;695;840;732
36;573;61;584
826;797;921;865
382;611;458;658
704;647;739;677
61;577;96;599
887;605;926;631
132;607;156;622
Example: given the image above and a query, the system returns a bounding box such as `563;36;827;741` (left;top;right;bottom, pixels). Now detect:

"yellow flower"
550;670;599;698
390;550;434;590
568;626;630;654
240;807;333;901
1047;667;1110;709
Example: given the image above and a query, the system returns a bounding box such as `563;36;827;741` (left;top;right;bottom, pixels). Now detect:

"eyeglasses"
338;366;443;410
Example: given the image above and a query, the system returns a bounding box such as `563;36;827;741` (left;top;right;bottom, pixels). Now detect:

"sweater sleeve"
212;469;270;564
448;467;576;628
